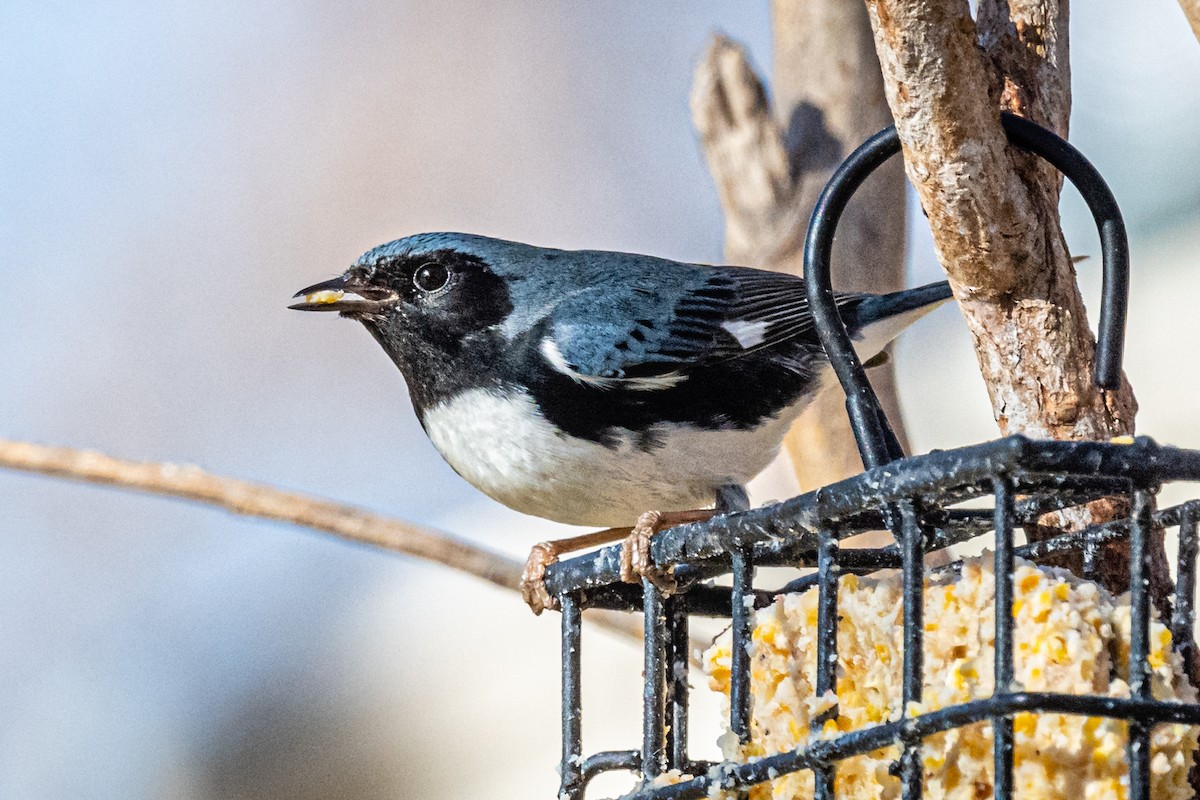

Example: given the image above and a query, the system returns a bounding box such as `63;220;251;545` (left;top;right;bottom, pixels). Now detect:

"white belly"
419;387;803;526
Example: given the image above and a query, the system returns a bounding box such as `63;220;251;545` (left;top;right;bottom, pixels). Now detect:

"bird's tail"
837;281;953;362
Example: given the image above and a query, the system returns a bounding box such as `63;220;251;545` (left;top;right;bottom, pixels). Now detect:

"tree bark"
862;0;1170;603
691;0;908;492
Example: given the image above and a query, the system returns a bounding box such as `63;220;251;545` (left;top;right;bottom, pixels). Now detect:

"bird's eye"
413;262;451;293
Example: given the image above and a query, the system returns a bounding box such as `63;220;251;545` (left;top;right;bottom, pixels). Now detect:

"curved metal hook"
803;111;1130;471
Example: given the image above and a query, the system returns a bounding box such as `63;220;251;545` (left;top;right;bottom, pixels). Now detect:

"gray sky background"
2;3;1199;799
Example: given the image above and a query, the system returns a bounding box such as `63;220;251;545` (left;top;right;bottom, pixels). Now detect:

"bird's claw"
521;541;559;615
619;510;677;594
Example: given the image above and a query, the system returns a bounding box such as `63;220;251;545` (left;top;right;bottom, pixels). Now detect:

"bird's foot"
619;509;715;594
520;526;643;615
519;509;715;615
520;541;560;616
619;511;675;593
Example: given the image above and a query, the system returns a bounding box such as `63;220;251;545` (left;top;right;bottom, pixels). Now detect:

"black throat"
362;317;511;417
354;248;517;416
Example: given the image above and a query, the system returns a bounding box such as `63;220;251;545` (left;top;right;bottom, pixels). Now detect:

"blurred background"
2;3;1199;798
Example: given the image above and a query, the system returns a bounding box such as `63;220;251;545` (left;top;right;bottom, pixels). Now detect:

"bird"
291;232;952;612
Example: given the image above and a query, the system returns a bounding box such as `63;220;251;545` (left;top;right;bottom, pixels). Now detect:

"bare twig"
0;438;650;647
690;2;908;493
0;438;523;587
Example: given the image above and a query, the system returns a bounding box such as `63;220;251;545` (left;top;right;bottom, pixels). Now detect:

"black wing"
539;267;862;389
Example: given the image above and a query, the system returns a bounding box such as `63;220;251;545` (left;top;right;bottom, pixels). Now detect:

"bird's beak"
289;274;398;315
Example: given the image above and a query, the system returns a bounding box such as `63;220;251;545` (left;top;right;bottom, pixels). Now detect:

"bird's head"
291;233;519;375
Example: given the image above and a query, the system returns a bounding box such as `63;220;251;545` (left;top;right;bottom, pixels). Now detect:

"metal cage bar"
898;500;926;799
729;548;755;800
1173;503;1199;670
814;522;840;800
560;592;584;799
642;581;669;783
730;548;755;746
1127;487;1154;800
992;476;1016;799
665;596;690;773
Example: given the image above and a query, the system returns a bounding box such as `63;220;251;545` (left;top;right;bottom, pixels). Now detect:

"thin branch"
0;438;649;647
0;438;523;588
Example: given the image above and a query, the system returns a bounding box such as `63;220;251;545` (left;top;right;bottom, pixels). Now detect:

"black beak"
289;275;397;314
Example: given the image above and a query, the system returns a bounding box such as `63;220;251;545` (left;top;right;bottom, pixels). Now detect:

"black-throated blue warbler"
292;233;951;612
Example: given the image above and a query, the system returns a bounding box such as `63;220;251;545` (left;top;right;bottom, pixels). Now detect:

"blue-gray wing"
538;267;863;389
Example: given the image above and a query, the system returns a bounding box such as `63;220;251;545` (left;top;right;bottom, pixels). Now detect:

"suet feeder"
543;114;1200;800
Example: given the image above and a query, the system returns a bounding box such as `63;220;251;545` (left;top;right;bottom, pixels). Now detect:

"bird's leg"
521;486;750;614
617;509;716;591
716;484;751;515
619;484;751;593
520;508;718;615
521;526;639;615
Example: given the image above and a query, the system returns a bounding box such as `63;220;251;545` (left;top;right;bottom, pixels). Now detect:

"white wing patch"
539;337;577;377
538;337;685;391
720;319;770;349
618;373;687;391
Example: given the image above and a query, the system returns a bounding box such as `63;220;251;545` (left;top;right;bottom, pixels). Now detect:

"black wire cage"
541;114;1200;800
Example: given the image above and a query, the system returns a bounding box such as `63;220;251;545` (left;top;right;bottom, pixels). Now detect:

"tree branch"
0;438;648;646
0;438;523;588
864;0;1131;438
862;0;1170;604
977;0;1070;131
691;0;908;492
690;37;797;266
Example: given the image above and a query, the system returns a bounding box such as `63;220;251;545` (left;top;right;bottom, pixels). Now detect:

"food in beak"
303;289;346;305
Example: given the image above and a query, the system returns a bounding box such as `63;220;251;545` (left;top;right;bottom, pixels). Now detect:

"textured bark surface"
863;0;1131;438
691;0;908;491
863;0;1170;604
